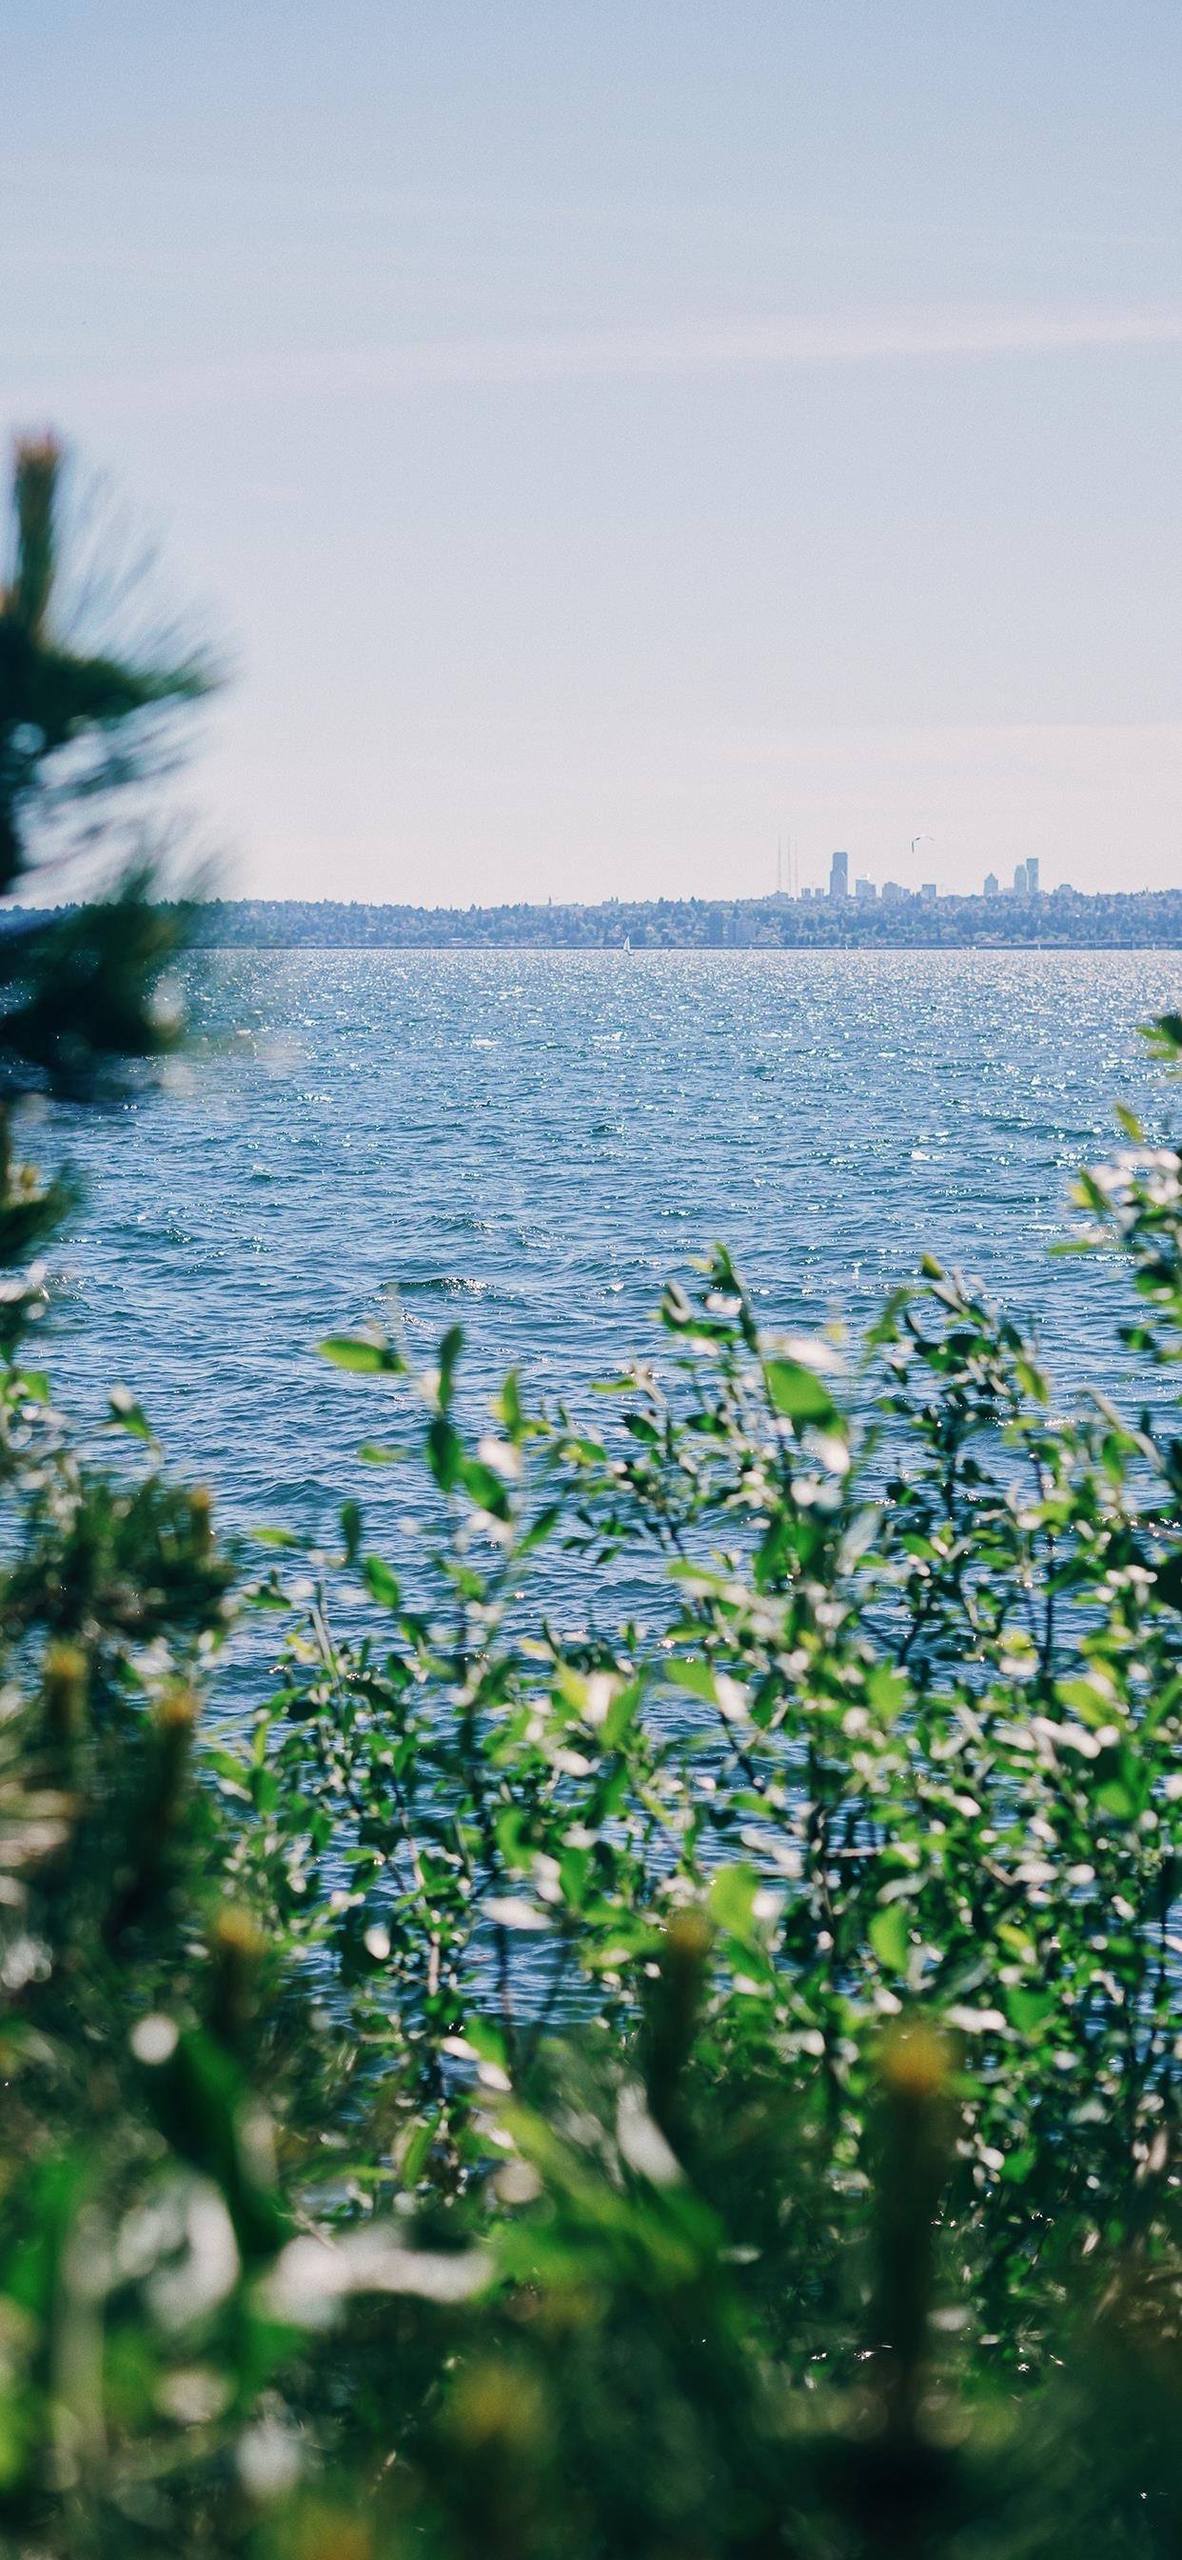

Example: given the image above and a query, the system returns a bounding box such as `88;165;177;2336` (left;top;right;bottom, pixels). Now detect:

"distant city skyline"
792;846;1050;902
5;1;1181;903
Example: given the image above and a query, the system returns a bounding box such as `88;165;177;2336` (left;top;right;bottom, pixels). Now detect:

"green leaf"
426;1414;462;1491
318;1334;404;1374
398;2115;436;2188
708;1863;760;1941
868;1902;911;1974
496;1369;525;1439
362;1554;402;1610
1142;1012;1182;1065
107;1384;155;1442
603;1679;643;1749
669;1658;720;1705
1006;1987;1056;2037
457;1457;512;1520
763;1359;837;1426
436;1324;464;1411
866;1663;910;1723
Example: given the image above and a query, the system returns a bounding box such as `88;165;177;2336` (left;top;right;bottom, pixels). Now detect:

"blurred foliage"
2;434;1182;2552
0;431;210;1105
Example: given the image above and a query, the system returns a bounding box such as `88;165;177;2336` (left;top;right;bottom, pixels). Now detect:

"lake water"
52;947;1179;1550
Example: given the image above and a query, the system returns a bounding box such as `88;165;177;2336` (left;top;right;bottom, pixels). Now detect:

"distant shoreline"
189;889;1179;951
8;891;1182;952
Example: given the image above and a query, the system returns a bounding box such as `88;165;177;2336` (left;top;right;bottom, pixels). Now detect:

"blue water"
52;948;1179;1551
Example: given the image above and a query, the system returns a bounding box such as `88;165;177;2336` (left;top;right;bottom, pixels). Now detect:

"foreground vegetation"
3;435;1182;2555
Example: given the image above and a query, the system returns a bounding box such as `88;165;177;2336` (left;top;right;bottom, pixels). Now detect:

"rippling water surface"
54;948;1179;1543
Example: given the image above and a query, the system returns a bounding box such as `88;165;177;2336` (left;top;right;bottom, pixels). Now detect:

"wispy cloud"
30;299;1182;419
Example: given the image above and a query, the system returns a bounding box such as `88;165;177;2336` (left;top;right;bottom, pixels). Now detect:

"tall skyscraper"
1013;862;1028;895
829;849;849;898
1026;857;1040;893
984;871;999;897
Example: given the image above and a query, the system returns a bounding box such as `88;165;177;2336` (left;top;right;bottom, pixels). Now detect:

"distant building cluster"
800;851;1045;904
984;859;1041;897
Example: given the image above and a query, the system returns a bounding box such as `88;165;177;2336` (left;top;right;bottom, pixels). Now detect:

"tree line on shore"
181;886;1182;950
7;885;1180;952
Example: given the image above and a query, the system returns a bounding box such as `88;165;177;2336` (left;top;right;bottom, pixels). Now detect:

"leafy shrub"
0;1025;1174;2558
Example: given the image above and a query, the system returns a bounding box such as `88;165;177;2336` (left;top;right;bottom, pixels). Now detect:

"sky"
4;0;1181;904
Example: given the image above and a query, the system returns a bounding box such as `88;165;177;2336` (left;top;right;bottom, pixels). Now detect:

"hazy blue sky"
5;1;1180;901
